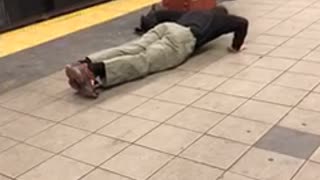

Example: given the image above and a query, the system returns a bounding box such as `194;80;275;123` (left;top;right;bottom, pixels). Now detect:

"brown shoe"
65;63;98;98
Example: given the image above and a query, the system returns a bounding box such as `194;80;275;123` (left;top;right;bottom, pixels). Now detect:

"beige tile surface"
231;148;304;180
19;155;93;180
0;175;11;180
219;172;255;180
62;134;128;165
216;54;260;66
298;93;320;112
102;145;172;180
303;51;320;63
0;115;53;141
2;92;55;113
26;124;89;153
167;107;225;133
282;38;320;49
252;35;289;46
97;94;148;113
149;158;223;180
311;146;320;163
155;86;207;105
137;125;201;155
30;100;87;122
181;136;249;169
209;116;271;145
63;108;121;132
292;161;320;180
235;67;282;83
0;137;17;152
280;108;320;135
243;43;275;55
0;144;52;177
232;100;290;124
201;63;246;77
289;61;320;76
269;46;311;59
98;115;158;142
129;99;185;122
0;107;22;126
179;73;227;91
273;72;319;90
82;168;131;180
193;92;246;114
252;56;296;71
254;85;308;106
215;79;265;98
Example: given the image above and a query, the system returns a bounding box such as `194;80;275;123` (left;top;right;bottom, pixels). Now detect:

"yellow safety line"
0;0;160;58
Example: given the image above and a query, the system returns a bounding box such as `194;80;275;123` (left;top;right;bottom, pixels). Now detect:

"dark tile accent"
255;126;320;159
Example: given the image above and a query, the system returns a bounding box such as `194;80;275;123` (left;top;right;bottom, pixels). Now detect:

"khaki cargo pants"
87;22;196;88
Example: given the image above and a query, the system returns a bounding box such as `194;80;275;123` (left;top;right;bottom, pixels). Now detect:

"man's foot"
65;63;98;98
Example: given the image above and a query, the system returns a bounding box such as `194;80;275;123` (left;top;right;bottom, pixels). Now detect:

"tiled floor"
2;0;320;179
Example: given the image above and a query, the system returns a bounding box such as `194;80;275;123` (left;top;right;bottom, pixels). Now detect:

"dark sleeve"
222;15;249;51
230;15;249;50
155;10;185;23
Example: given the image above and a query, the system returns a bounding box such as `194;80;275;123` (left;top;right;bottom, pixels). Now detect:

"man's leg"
65;23;196;98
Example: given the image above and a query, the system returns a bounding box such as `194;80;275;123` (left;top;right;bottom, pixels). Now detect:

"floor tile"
179;73;227;91
280;108;320;135
30;100;87;122
63;108;121;132
303;51;320;63
209;116;271;145
282;38;320;49
137;124;201;155
255;126;320;159
2;92;55;113
0;137;17;152
0;107;22;126
149;158;223;180
298;93;320;112
193;92;246;114
293;161;320;180
243;43;275;55
216;54;260;66
273;72;319;90
82;168;131;180
129;99;185;122
231;148;304;180
234;67;282;83
155;86;207;105
23;77;68;97
181;136;249;169
232;100;291;124
0;144;52;177
269;46;311;59
167;107;225;133
18;155;93;180
62;134;128;165
201;63;246;77
219;172;255;180
98;115;158;142
266;21;309;37
215;79;265;98
289;61;320;76
0;115;53;141
26;124;89;153
97;94;148;113
0;175;11;180
251;56;296;71
252;35;289;46
296;29;320;40
102;145;172;180
254;85;308;106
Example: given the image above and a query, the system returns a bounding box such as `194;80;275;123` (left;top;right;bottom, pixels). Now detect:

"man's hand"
227;45;246;53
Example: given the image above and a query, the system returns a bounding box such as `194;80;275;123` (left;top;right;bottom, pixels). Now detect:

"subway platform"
1;0;320;179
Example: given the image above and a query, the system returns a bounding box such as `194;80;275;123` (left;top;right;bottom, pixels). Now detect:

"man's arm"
225;15;249;52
